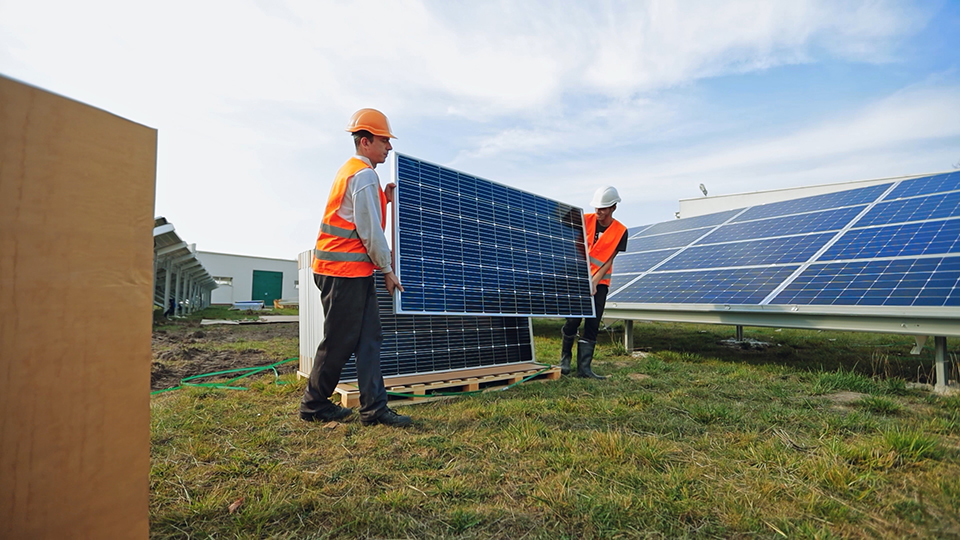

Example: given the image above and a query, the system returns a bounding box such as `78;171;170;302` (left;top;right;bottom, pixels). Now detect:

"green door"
252;270;283;306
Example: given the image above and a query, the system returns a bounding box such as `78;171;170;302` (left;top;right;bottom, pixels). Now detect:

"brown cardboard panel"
1;75;156;539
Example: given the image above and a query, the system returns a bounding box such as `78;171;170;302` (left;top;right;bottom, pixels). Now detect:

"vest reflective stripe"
312;157;388;277
314;249;373;263
321;222;360;239
584;213;626;287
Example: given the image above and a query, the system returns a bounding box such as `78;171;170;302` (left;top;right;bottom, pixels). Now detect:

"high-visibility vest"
584;213;626;286
312;157;388;277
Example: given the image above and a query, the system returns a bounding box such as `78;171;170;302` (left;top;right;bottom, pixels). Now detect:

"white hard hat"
590;185;621;209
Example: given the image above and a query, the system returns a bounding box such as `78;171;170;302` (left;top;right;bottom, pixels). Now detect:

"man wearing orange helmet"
559;186;628;379
300;108;412;427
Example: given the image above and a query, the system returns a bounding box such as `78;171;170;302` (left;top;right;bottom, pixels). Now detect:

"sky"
2;0;959;260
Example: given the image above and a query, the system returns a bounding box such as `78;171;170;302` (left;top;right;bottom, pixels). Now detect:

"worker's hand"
384;271;404;295
384;182;397;204
591;280;597;296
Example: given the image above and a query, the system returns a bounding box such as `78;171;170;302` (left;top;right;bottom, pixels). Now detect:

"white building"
677;172;939;218
196;251;299;306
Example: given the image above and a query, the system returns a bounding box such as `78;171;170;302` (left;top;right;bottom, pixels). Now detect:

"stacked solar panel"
608;172;960;308
338;273;534;381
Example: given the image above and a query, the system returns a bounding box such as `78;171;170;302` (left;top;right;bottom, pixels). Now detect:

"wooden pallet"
333;362;560;409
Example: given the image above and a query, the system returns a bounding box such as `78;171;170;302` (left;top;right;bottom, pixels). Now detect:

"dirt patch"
628;373;651;381
821;391;868;411
151;323;298;391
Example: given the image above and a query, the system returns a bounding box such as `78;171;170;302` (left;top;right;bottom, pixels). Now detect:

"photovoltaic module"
608;172;960;308
391;153;595;317
338;273;535;381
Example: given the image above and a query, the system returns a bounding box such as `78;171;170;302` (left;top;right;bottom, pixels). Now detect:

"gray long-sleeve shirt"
336;155;393;274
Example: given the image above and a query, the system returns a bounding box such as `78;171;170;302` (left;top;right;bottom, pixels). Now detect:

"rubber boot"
576;340;606;379
559;331;576;375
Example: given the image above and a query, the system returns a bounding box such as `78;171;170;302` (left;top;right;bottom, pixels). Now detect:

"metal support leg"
735;325;744;342
935;336;949;392
623;320;634;353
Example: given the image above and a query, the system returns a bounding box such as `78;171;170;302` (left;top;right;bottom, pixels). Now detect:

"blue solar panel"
628;224;655;238
770;257;960;307
821;219;960;261
633;209;740;238
610;266;799;304
887;172;959;199
609;272;641;293
732;184;891;222
660;234;833;271
699;206;864;244
856;191;960;227
614;249;679;273
394;153;595;317
607;171;960;310
628;229;712;252
339;273;534;380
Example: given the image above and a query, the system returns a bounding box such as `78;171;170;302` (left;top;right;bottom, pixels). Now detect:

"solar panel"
611;266;799;304
731;183;891;222
614;249;680;273
697;206;864;244
339;273;535;381
608;171;960;310
856;191;960;227
888;172;959;199
629;228;713;251
633;209;740;237
392;153;595;317
660;233;834;270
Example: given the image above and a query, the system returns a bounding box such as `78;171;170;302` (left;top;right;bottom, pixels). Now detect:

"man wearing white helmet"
560;186;628;379
300;108;412;427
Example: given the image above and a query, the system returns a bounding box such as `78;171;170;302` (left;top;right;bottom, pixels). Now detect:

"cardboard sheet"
0;75;156;538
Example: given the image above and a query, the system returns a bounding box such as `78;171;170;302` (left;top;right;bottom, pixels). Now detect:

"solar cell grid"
770;256;960;307
732;183;890;222
632;209;740;238
659;233;833;271
394;153;594;317
821;219;960;261
339;274;535;381
887;172;959;200
606;172;960;311
698;206;864;244
627;228;713;252
628;224;655;238
609;266;798;304
856;191;960;227
614;249;679;273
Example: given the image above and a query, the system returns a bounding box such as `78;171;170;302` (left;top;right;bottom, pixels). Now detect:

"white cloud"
0;0;950;259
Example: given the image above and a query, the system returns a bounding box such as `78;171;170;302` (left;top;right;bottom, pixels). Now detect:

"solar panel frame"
391;152;596;318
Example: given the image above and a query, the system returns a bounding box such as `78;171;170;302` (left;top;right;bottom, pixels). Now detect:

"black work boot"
559;330;577;375
576;340;606;379
362;407;413;427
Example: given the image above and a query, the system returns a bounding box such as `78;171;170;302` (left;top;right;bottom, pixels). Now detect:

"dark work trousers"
562;284;609;342
300;274;388;421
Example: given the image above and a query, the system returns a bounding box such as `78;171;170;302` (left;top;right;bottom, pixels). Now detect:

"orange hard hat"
345;108;397;139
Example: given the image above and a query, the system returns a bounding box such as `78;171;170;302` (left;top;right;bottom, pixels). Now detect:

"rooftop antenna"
699;183;708;197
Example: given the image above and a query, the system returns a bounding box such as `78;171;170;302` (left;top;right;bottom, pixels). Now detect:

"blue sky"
2;0;959;260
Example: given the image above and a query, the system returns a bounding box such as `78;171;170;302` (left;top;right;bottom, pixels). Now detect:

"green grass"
150;319;960;538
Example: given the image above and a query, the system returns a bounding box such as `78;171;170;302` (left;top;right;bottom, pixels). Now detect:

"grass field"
150;315;960;538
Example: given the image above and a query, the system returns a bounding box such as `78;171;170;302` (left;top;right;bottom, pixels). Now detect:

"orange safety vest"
584;213;626;286
312;157;388;277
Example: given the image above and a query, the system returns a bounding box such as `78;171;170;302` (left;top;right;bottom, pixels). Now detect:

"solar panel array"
392;153;595;317
608;172;960;308
340;274;534;381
